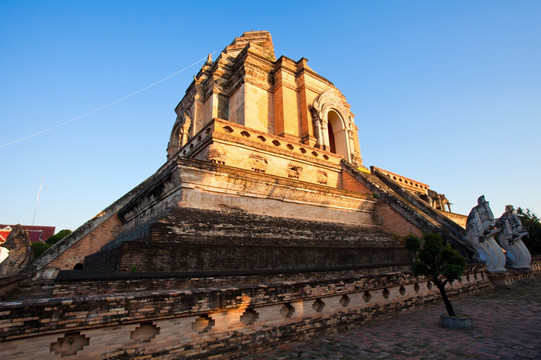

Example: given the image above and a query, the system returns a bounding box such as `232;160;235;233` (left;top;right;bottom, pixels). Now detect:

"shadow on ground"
244;277;541;360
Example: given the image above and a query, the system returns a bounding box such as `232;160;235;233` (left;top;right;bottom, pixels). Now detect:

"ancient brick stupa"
33;31;473;278
4;31;496;360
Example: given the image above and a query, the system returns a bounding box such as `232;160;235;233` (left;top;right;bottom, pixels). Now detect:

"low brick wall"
0;265;491;359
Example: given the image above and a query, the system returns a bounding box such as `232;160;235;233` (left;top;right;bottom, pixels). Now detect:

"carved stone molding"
249;153;268;172
312;89;351;127
208;144;226;165
287;162;303;179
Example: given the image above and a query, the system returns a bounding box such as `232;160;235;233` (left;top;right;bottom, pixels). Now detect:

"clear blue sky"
1;1;540;231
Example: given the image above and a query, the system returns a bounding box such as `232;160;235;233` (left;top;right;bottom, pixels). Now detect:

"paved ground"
244;277;541;360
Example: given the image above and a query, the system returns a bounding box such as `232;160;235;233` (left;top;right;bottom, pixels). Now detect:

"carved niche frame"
311;88;357;164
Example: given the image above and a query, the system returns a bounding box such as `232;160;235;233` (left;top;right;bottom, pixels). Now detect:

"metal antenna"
32;177;44;225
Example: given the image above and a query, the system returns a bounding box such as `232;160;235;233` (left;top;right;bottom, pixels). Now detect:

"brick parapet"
438;210;468;229
371;166;429;194
0;265;489;350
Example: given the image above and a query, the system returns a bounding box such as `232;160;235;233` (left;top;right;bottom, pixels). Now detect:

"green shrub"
31;242;51;258
46;229;72;246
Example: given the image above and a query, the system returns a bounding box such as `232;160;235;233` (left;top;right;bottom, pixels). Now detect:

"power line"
0;52;216;149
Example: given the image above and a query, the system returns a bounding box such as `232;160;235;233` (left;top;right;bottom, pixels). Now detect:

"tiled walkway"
245;277;541;360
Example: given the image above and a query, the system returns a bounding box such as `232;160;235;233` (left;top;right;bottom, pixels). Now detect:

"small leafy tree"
405;233;467;317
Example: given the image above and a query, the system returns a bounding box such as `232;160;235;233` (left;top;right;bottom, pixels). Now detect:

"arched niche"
311;89;360;165
166;122;181;159
327;109;350;159
166;110;192;159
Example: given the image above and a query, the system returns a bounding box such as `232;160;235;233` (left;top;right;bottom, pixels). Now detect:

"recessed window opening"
327;120;336;154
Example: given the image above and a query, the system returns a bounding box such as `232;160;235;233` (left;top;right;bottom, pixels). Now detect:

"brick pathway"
244;277;541;360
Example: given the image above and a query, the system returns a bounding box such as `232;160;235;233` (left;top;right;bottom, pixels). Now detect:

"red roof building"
0;227;11;244
0;225;55;244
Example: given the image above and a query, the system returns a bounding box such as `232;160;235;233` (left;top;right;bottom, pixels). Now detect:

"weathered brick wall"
29;161;179;279
340;169;372;195
342;162;476;259
152;207;394;248
374;201;424;238
46;215;123;271
342;168;425;237
32;158;382;278
113;242;411;272
439;211;468;228
82;246;122;272
371;167;471;248
84;206;409;273
0;276;23;298
0;265;491;359
52;265;412;297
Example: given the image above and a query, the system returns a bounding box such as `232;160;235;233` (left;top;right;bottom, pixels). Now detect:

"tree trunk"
435;281;455;316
